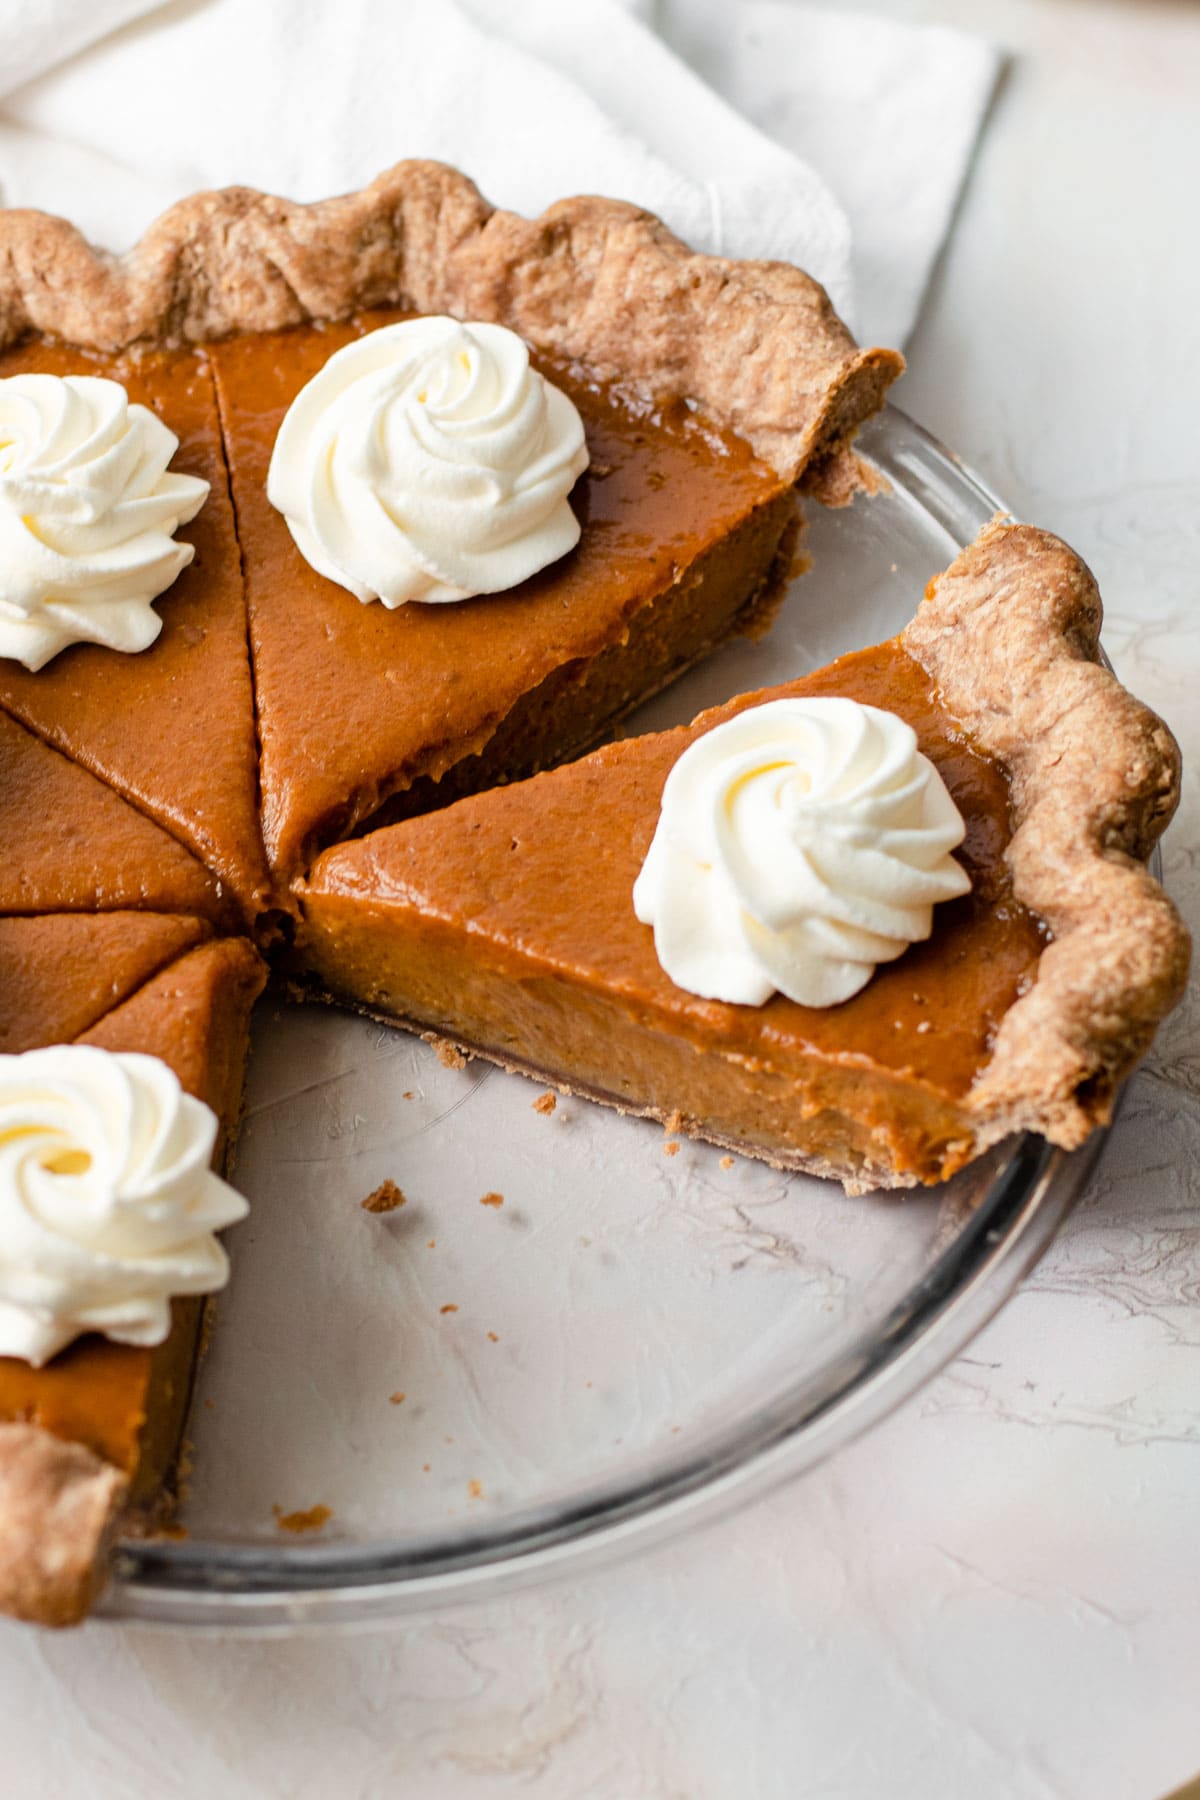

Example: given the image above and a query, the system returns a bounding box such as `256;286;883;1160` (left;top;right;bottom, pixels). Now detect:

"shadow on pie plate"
102;409;1117;1631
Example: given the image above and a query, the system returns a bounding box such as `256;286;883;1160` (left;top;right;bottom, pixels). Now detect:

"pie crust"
906;519;1189;1149
0;160;901;491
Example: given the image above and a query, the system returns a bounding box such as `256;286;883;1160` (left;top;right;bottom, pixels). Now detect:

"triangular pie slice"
0;709;232;925
0;936;265;1626
0;340;273;930
0;912;212;1054
299;521;1189;1193
211;314;804;886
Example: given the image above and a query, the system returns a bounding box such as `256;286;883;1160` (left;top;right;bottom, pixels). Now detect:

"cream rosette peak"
0;1045;247;1367
267;316;590;607
633;697;972;1009
0;372;209;671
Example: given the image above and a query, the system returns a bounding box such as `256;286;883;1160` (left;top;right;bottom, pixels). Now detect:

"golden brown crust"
903;519;1191;1149
0;1423;125;1626
0;160;901;485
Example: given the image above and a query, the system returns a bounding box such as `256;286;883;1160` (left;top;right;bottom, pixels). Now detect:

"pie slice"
299;521;1189;1191
0;936;265;1626
0;162;901;898
0;912;212;1053
0;708;232;925
0;341;273;930
211;314;805;884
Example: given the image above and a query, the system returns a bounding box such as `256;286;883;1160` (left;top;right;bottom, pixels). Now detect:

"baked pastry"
0;937;265;1626
0;162;904;1627
0;161;903;893
0;165;1184;1628
0;341;272;929
300;522;1189;1190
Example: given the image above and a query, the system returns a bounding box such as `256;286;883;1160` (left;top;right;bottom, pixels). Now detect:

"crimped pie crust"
903;519;1190;1150
0;159;902;491
0;1423;124;1626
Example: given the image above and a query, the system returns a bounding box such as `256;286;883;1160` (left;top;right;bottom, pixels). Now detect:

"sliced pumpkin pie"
299;521;1190;1191
0;936;265;1626
0;342;273;930
0;162;901;900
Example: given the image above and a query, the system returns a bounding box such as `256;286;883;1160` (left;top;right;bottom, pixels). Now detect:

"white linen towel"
0;0;999;346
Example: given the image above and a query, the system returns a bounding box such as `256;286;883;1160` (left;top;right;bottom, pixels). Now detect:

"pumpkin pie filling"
300;640;1047;1189
209;312;799;886
0;340;272;930
0;912;212;1054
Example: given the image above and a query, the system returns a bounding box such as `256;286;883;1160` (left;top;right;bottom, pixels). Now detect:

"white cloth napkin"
0;0;999;347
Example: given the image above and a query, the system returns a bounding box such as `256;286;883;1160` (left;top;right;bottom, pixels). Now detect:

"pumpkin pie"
0;342;273;931
0;162;901;897
0;935;265;1626
300;521;1190;1191
0;166;1186;1628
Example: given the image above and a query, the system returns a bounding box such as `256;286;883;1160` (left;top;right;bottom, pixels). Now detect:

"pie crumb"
720;1155;734;1170
532;1091;557;1115
467;1479;484;1500
440;1303;459;1315
487;1331;500;1343
663;1140;680;1157
361;1179;406;1214
403;1090;415;1100
389;1391;406;1405
273;1503;333;1535
434;1038;468;1070
479;1190;504;1208
663;1109;684;1134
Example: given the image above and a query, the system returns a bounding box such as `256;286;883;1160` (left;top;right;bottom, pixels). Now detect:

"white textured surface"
2;3;1199;1796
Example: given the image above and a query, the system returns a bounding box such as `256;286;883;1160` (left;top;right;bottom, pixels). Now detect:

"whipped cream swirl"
0;374;209;671
633;698;972;1009
267;317;589;607
0;1047;247;1366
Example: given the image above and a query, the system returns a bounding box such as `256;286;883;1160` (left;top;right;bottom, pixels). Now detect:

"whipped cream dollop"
0;1046;247;1366
267;317;589;607
0;374;209;671
633;697;972;1009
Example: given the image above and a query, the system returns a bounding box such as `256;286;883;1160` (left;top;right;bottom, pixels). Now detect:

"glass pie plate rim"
100;405;1112;1631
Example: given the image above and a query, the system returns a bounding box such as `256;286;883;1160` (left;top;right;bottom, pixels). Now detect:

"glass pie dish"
100;407;1114;1630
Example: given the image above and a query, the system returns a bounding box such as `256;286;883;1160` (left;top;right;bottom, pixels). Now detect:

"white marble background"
2;2;1198;1796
